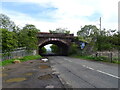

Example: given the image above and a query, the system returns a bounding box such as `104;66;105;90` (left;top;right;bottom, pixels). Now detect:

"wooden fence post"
110;52;112;63
96;52;98;57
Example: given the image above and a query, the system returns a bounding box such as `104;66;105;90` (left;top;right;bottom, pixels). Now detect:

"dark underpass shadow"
40;53;67;56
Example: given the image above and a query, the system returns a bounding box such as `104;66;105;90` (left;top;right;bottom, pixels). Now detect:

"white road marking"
64;58;73;62
87;67;95;70
82;65;120;79
82;65;94;70
69;61;72;62
96;70;120;79
63;58;120;79
82;65;86;67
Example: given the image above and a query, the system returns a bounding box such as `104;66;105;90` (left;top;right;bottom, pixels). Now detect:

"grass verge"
0;55;42;66
71;55;120;64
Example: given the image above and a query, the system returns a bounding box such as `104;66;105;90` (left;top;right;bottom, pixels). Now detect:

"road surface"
48;56;119;88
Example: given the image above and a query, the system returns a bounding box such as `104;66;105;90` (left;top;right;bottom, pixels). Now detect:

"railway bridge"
37;32;74;55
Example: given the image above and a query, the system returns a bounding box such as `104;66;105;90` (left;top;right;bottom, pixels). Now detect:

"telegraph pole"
100;17;101;31
98;17;102;51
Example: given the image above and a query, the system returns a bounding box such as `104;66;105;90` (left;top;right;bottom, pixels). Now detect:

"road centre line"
82;65;94;70
64;58;73;62
82;65;120;79
96;70;120;79
63;58;120;79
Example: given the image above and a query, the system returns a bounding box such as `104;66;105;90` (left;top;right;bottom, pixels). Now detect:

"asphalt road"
48;56;119;88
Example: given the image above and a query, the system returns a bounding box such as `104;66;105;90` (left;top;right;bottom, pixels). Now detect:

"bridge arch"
38;38;70;56
38;38;69;47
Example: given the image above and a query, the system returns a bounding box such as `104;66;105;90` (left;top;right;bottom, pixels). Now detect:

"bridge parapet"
37;32;74;38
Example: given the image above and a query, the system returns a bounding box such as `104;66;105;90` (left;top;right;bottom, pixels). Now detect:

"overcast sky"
1;0;119;35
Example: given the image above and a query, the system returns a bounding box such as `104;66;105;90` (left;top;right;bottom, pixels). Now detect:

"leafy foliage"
0;14;18;32
49;28;70;34
40;47;47;54
1;28;18;53
77;25;119;51
69;43;78;55
18;24;40;51
95;30;119;51
1;14;40;54
50;44;59;54
77;25;99;38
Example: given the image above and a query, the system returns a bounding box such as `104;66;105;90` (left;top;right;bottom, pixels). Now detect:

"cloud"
2;2;58;22
1;0;119;35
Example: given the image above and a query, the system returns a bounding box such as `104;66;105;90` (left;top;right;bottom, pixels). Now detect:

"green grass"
112;60;120;64
0;55;42;66
71;55;120;64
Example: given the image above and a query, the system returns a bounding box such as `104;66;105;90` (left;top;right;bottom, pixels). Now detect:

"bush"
69;43;78;55
94;56;108;61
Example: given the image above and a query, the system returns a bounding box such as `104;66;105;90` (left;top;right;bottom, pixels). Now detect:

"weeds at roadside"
71;55;120;64
0;55;42;66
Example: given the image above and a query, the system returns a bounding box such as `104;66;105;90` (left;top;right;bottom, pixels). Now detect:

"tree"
50;44;59;54
41;47;47;54
1;28;18;53
77;25;99;38
49;28;70;34
92;28;119;51
0;14;17;31
77;25;119;53
77;25;99;46
1;14;42;57
96;35;112;51
69;43;78;55
18;24;40;51
0;14;20;52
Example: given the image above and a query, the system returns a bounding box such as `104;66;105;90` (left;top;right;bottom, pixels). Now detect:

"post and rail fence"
93;51;119;63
